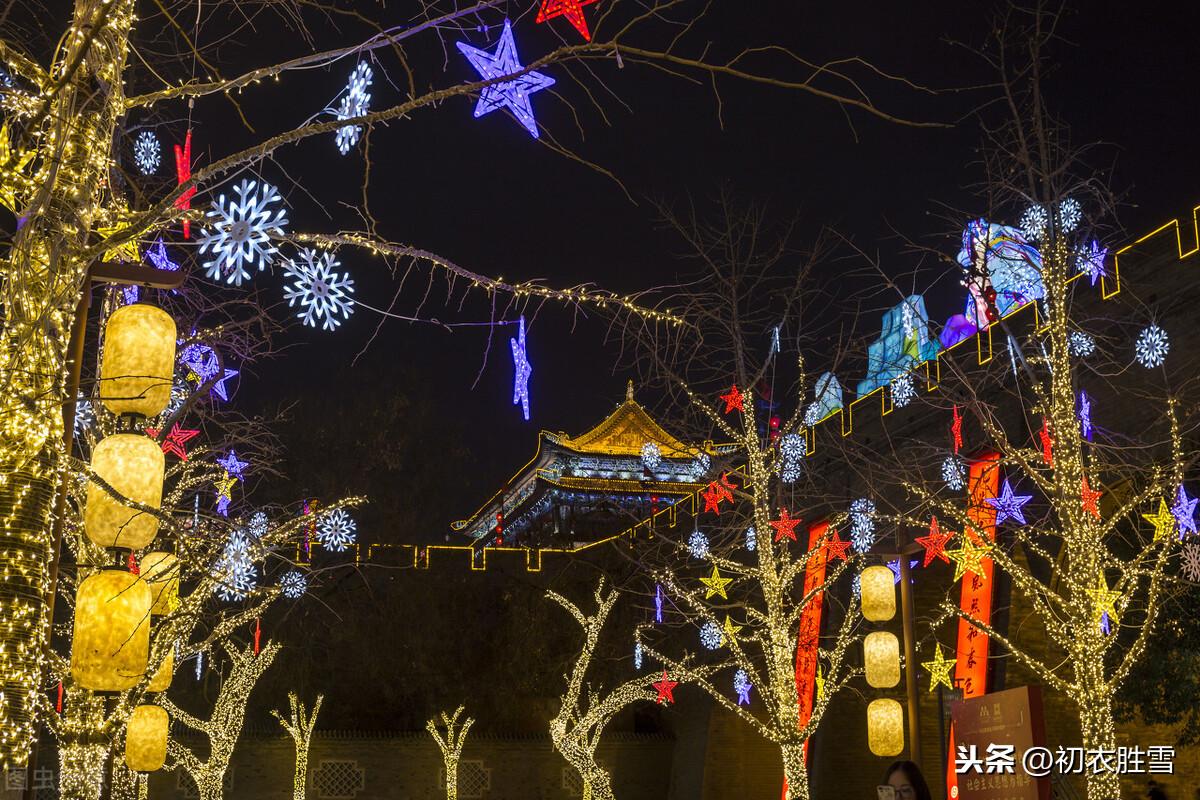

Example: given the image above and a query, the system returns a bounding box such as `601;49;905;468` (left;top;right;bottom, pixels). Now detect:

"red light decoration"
535;0;599;41
652;670;678;705
719;385;745;414
823;530;851;562
916;516;954;567
127;553;139;574
55;682;63;715
701;474;735;515
769;508;801;542
794;522;831;744
1039;417;1054;467
951;405;963;453
145;423;200;460
253;618;262;656
1081;476;1103;518
174;129;197;238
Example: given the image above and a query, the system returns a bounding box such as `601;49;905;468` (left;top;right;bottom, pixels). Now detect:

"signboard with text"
951;685;1050;800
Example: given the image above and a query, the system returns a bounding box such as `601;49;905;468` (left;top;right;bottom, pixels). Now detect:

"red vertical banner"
946;452;1000;799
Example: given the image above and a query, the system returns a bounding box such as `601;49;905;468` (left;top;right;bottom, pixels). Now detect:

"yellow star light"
722;615;742;641
921;643;957;693
214;471;238;501
97;223;141;263
946;535;991;582
1086;573;1121;626
815;666;826;700
1142;499;1176;542
701;565;733;599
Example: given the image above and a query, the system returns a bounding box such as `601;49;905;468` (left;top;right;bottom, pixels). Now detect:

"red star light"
535;0;599;41
701;474;735;515
951;405;963;453
174;129;197;238
769;508;802;542
1039;417;1054;467
147;423;200;460
1081;476;1103;519
823;530;852;562
719;385;745;414
652;670;678;705
916;516;954;566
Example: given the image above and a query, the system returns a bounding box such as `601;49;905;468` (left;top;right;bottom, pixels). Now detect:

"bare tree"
274;693;324;800
427;705;475;800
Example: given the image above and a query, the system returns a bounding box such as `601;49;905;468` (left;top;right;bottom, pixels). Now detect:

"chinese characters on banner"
951;685;1051;800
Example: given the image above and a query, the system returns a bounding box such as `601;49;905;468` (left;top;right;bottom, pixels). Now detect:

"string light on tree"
334;62;373;154
1134;324;1169;368
317;508;357;552
197;178;289;285
282;248;356;331
510;316;532;421
133;130;160;175
456;21;556;138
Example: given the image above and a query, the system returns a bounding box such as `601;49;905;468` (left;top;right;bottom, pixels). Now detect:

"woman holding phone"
877;760;933;800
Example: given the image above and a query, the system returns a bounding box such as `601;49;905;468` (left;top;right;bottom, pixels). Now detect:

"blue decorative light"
280;570;307;599
1134;324;1169;368
691;451;711;480
849;498;876;552
317;508;357;552
1075;240;1107;286
734;669;752;705
213;530;257;602
134;130;160;175
335;62;373;155
1058;197;1083;233
1068;331;1095;357
985;479;1033;526
769;325;781;357
779;433;804;483
217;450;249;478
145;236;180;273
456;20;556;138
74;395;94;436
640;442;662;471
745;525;757;552
699;620;723;650
887;558;920;584
180;342;220;383
210;367;239;402
655;583;663;623
891;373;916;408
282;248;356;331
1019;204;1049;241
1079;390;1093;441
510;315;532;421
687;530;709;559
1173;485;1198;539
247;511;268;540
197;178;289;286
941;455;965;491
634;641;643;670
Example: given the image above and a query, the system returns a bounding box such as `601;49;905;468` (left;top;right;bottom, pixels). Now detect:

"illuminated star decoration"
510;316;532;421
887;558;920;584
210;367;239;402
174;129;196;238
950;405;963;453
701;565;732;599
719;384;745;414
96;223;141;263
1081;476;1103;519
701;474;736;515
652;670;678;705
769;508;801;542
217;450;249;478
1039;418;1054;467
1173;485;1198;538
985;479;1033;526
456;21;556;138
733;669;752;706
921;643;957;693
1087;573;1121;632
916;517;954;567
145;237;180;272
946;534;991;582
1142;498;1177;542
214;473;237;517
823;531;852;563
1076;239;1108;286
1078;390;1093;441
722;615;742;641
535;0;599;40
147;423;200;460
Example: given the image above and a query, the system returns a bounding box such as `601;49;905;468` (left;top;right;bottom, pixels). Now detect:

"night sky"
234;0;1200;543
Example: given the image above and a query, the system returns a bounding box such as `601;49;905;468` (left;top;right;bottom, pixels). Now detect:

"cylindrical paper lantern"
84;433;164;550
98;304;176;417
864;631;901;688
861;565;896;622
867;698;904;757
125;704;168;772
141;552;178;615
71;570;151;691
147;648;173;693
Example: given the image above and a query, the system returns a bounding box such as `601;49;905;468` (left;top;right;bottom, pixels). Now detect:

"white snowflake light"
687;530;709;559
779;433;805;484
640;442;662;472
803;402;822;427
1020;203;1049;242
1058;197;1082;233
335;62;373;155
1068;331;1095;357
73;395;94;436
1075;240;1108;286
734;669;752;704
633;642;643;670
282;248;356;331
317;508;357;552
1181;544;1200;583
942;455;966;491
247;511;268;540
134;130;160;175
745;526;757;552
213;531;257;602
891;373;916;408
851;573;861;599
850;498;876;552
197;178;289;286
699;620;723;650
691;452;711;480
280;570;308;599
1134;324;1169;368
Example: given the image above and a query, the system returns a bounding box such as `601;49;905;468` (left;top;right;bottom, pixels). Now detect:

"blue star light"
1174;485;1198;539
510;316;532;420
655;583;663;623
211;368;239;402
734;669;752;706
456;20;556;138
886;558;920;584
145;237;180;272
985;479;1033;526
1079;390;1093;441
217;450;249;478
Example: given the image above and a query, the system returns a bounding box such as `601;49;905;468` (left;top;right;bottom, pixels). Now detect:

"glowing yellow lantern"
125;704;168;772
147;648;173;693
141;552;179;615
861;565;896;622
98;303;176;417
84;433;164;550
867;698;904;757
864;631;901;688
71;570;151;691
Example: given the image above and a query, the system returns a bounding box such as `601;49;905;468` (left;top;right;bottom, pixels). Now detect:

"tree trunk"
580;765;614;800
1079;697;1120;800
57;741;107;800
781;742;810;800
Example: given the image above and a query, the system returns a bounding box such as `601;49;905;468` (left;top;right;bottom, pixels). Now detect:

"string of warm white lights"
426;705;475;800
273;692;324;800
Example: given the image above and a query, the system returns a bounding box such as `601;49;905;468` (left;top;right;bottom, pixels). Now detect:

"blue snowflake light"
745;526;757;552
779;433;804;483
640;442;662;471
1075;240;1107;286
687;530;709;559
691;452;711;480
280;570;307;600
456;20;556;138
282;248;356;331
1068;331;1095;357
213;531;257;602
942;455;966;491
1058;197;1083;233
510;316;532;421
850;498;876;552
634;642;643;670
134;130;160;175
1019;203;1049;242
247;511;268;540
335;62;373;155
734;669;752;705
74;395;94;436
318;508;357;552
1134;324;1169;368
197;178;289;285
699;620;723;650
891;373;916;408
802;403;822;427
